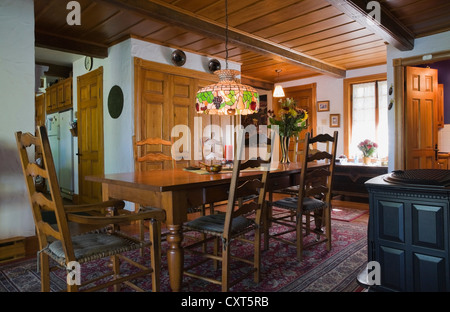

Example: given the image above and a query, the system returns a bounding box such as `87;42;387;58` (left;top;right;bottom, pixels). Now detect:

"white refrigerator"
46;109;74;199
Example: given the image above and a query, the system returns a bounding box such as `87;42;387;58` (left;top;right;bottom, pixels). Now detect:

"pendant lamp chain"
225;0;229;70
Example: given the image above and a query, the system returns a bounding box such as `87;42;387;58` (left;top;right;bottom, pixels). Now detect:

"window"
343;74;388;161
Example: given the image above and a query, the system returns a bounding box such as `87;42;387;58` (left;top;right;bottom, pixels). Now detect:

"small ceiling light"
273;69;285;98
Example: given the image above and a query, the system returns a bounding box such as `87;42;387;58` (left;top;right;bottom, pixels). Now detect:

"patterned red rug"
0;219;367;292
331;207;368;222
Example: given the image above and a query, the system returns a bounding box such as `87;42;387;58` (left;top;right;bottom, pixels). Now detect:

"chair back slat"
233;201;259;218
309;133;335;144
137;153;173;162
31;192;56;211
235;179;264;199
305;168;331;180
19;131;40;147
136;137;172;146
239;158;270;171
36;220;63;240
133;135;175;171
26;163;49;179
307;151;332;162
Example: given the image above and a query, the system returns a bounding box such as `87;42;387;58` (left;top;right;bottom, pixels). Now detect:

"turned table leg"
166;224;184;292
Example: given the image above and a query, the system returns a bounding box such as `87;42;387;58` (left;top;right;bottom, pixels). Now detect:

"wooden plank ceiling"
34;0;450;88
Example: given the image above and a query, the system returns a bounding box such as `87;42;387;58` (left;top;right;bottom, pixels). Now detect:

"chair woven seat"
272;197;327;213
46;229;147;266
184;214;255;236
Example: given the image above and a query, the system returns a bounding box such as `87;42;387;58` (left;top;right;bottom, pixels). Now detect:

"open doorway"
393;51;450;170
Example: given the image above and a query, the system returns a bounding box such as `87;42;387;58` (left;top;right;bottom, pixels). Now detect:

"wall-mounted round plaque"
171;49;186;66
107;85;124;119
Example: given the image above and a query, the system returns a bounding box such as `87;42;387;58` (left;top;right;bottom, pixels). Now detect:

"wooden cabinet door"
405;66;438;169
57;83;64;108
134;58;217;170
46;85;57;112
63;78;72;107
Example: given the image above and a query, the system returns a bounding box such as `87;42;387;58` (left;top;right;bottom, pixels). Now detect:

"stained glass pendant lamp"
195;0;259;116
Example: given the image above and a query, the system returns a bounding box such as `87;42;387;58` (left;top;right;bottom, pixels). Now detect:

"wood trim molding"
394;50;450;67
343;73;387;158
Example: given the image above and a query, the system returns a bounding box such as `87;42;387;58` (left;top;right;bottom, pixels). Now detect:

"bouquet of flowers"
358;139;378;157
268;98;308;137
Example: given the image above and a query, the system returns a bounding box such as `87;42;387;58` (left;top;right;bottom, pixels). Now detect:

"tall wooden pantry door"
77;67;104;204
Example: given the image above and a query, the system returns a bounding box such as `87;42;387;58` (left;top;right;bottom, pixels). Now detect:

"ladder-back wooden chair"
182;130;275;291
264;131;338;261
16;126;165;292
134;136;173;248
133;136;208;249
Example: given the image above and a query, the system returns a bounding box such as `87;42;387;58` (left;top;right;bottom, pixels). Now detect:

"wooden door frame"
282;83;317;134
393;50;450;169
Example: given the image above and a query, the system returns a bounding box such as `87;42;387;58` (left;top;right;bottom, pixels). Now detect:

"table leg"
166;224;184;292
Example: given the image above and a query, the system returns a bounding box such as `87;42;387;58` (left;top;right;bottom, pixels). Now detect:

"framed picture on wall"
330;114;340;127
317;100;330;112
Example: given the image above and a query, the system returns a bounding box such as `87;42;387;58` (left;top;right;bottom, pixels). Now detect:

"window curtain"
350;81;388;160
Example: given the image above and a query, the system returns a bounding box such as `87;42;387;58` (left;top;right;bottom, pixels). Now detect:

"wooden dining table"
86;162;305;291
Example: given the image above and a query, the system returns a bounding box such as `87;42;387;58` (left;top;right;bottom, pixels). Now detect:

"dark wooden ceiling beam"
325;0;415;51
35;30;109;58
96;0;346;77
35;62;72;78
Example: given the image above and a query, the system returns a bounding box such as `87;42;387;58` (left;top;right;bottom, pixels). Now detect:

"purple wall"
419;60;450;124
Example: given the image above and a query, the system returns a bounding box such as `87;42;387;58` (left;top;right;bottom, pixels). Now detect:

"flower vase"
280;135;290;164
363;156;371;165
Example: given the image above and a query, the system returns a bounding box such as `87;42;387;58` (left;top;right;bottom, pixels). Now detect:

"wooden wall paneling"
134;58;217;169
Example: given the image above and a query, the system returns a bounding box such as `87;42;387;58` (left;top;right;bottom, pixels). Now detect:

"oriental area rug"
0;218;368;293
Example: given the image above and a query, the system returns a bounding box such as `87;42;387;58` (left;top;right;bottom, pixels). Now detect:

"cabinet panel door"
412;204;445;249
379;246;406;291
378;200;405;243
413;253;446;291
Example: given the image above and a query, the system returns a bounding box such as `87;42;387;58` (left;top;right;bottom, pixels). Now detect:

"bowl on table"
203;164;222;173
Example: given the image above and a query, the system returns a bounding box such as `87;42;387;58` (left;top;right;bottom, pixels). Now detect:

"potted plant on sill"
358;139;378;165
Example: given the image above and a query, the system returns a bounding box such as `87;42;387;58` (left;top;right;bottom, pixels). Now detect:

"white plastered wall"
0;0;36;239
